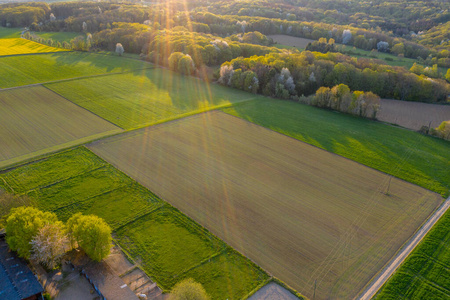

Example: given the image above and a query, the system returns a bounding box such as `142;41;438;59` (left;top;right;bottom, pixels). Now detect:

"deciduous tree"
6;207;58;259
115;43;124;56
169;278;209;300
30;222;68;269
66;213;112;262
0;192;36;228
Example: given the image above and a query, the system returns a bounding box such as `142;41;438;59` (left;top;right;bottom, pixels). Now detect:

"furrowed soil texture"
45;68;257;130
0;86;121;169
0;52;150;88
222;98;450;197
0;38;68;56
88;111;443;300
374;210;450;300
378;99;450;131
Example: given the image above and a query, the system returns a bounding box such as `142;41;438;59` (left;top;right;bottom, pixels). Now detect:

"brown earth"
378;99;450;131
0;86;121;168
88;111;442;300
268;35;314;48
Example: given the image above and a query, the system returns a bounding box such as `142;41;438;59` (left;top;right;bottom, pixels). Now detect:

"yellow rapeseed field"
0;38;68;56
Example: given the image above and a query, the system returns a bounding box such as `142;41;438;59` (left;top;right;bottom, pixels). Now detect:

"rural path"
357;196;450;300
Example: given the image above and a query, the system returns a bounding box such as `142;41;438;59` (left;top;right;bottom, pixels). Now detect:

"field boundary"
0;50;72;58
357;196;450;300
41;85;124;129
0;128;123;171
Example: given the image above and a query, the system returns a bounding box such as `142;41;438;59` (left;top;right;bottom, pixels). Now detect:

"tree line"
218;51;449;102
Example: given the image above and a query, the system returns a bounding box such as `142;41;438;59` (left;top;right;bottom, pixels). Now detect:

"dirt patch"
268;34;314;48
378;99;450;130
55;274;99;300
249;282;300;300
104;246;134;276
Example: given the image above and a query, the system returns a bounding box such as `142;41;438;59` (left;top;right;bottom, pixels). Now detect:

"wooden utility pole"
385;175;392;195
313;280;317;300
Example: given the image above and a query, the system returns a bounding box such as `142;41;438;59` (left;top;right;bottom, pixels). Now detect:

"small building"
0;239;44;300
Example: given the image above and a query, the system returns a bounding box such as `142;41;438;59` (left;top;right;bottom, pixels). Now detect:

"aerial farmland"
0;1;450;299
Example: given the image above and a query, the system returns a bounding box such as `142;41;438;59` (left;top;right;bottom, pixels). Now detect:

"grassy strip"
0;147;107;193
374;210;450;299
222;98;450;197
45;68;257;130
54;184;164;230
0;52;151;88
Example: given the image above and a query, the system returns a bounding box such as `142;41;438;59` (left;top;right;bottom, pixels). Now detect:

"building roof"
0;239;44;300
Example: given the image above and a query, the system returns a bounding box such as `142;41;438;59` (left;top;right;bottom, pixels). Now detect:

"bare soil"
249;282;300;300
268;35;314;48
88;111;442;300
378;99;450;130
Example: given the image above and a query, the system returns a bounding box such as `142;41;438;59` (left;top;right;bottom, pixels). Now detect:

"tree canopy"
6;206;58;258
67;213;112;262
169;278;210;300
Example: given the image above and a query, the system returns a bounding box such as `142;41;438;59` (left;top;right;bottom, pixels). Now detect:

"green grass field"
0;27;22;38
0;86;122;169
374;211;450;300
0;147;269;299
0;52;151;88
46;68;257;129
0;27;80;42
222;99;450;197
0;38;68;56
33;31;81;43
337;44;418;69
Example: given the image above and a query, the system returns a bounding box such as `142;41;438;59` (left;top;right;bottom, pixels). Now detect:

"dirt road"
357;196;450;300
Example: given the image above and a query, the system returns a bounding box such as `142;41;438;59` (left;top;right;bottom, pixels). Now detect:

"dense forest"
1;0;449;105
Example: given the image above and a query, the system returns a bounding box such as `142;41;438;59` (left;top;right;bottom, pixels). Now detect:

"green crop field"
0;86;121;169
0;147;268;299
0;27;23;39
46;68;257;129
375;211;450;300
0;38;68;56
87;111;442;300
222;99;450;197
0;52;151;88
33;31;80;43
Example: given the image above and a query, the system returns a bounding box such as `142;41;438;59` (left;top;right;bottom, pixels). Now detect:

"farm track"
0;66;154;91
358;196;450;300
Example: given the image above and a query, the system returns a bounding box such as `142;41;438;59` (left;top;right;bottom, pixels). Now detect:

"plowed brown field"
88;111;442;300
378;99;450;130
